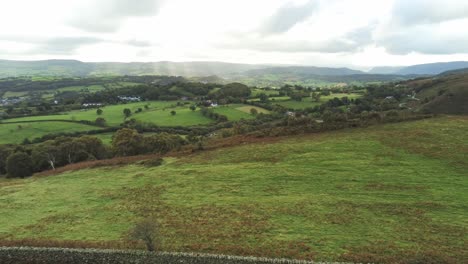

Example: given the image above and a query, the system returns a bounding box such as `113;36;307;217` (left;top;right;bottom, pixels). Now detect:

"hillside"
396;61;468;75
1;116;466;263
404;71;468;114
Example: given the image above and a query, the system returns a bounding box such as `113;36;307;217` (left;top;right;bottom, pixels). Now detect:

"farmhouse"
118;96;141;102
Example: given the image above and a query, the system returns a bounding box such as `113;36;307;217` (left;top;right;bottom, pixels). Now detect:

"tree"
129;218;161;252
170;110;176;116
259;93;269;104
0;145;12;175
6;152;33;178
75;136;107;160
58;141;87;164
189;105;197;111
311;92;321;102
112;128;144;156
96;108;103;115
95;117;107;127
250;108;258;115
123;108;132;118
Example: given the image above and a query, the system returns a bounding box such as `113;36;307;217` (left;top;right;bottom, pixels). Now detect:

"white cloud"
0;0;467;67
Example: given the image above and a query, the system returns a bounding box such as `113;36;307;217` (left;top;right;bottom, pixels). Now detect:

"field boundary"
0;247;345;264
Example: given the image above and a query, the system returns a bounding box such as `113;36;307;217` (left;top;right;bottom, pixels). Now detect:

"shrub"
140;158;163;167
6;152;33;178
129;218;161;252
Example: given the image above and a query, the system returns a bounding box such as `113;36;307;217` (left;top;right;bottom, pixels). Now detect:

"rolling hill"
370;61;468;75
0;116;466;263
0;60;270;78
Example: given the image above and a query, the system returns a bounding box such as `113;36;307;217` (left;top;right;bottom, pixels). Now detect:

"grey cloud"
125;39;154;47
32;37;102;55
392;0;468;25
68;0;163;33
259;1;318;35
375;0;468;55
219;37;361;54
0;36;102;55
220;23;375;54
377;26;468;55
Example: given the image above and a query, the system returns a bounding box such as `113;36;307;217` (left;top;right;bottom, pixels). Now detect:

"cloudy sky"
0;0;467;68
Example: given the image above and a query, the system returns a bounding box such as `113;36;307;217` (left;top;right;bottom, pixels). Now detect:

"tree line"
0;129;186;178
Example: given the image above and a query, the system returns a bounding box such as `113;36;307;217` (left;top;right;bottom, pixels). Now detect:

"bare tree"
129;218;161;251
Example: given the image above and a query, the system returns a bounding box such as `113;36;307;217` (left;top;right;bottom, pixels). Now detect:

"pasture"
212;104;270;121
0;116;466;262
3;102;270;128
0;121;102;144
250;93;362;110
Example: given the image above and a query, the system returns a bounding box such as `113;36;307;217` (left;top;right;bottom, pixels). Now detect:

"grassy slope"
0;116;467;262
0;122;101;144
405;71;468;114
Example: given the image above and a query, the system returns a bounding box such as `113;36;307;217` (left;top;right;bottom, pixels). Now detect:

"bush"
140;158;163;167
6;152;33;178
129;218;161;252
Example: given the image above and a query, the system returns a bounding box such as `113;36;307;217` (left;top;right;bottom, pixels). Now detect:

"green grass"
0;102;269;125
3;101;213;127
251;89;280;97
0;121;101;144
212;104;270;121
2;91;28;98
263;93;362;110
0;116;466;262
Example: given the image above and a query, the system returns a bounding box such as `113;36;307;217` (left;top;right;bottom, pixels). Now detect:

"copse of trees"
112;128;186;157
200;107;228;122
0;135;109;178
6;152;33;178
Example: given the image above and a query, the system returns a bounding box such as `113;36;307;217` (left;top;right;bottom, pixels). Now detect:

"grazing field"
252;93;362;110
2;91;28;98
0;121;101;144
251;89;280;97
3;102;269;126
212;104;270;121
0;116;466;263
3;101;213;127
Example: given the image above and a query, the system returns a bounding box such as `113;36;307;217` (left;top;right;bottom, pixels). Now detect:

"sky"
0;0;467;69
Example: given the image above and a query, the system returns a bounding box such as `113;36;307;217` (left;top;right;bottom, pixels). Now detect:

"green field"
3;102;270;127
2;91;28;98
212;104;270;121
1;116;466;262
273;93;361;109
3;101;212;127
251;89;280;97
0;121;101;144
251;93;362;110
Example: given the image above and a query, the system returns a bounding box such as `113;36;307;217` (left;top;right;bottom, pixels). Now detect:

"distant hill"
368;66;404;74
396;61;468;75
235;66;416;86
437;67;468;77
243;66;364;76
0;60;269;78
404;71;468;114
